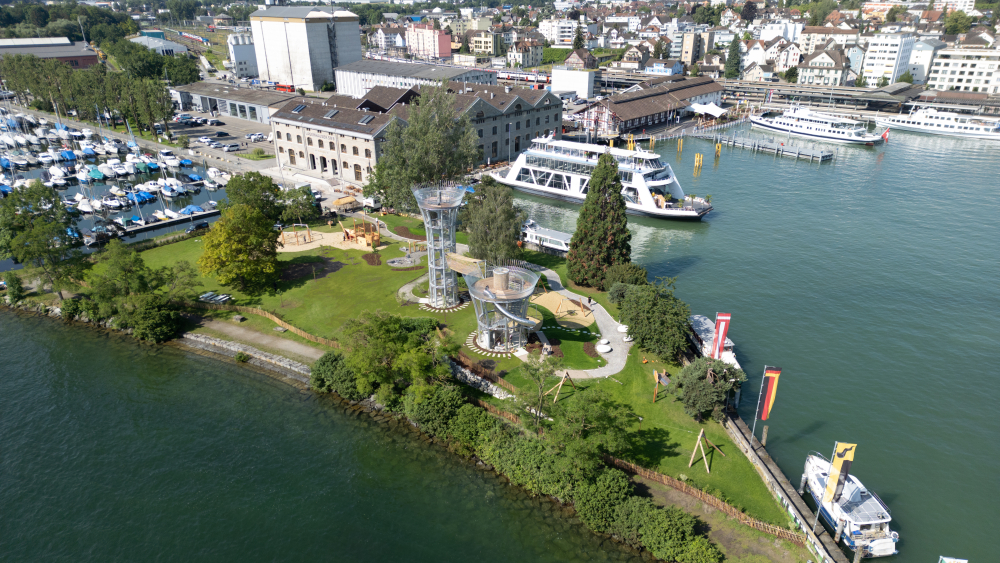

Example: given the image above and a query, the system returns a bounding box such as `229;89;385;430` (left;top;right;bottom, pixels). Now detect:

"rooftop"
249;6;357;19
0;40;95;58
271;98;398;137
171;82;300;107
335;59;492;80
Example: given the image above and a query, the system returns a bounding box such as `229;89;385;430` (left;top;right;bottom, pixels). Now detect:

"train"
496;70;551;83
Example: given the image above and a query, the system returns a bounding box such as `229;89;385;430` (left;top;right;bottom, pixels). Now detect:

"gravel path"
194;316;325;362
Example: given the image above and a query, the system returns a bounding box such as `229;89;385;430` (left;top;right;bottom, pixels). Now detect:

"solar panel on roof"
291;104;306;113
324;109;339;119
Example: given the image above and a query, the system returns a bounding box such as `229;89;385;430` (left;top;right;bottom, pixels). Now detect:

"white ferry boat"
750;106;886;145
874;106;1000;140
804;453;899;558
494;136;711;221
521;219;571;253
688;314;740;370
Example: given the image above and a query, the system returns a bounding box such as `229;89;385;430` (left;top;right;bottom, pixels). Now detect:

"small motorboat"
207;167;221;178
109;185;126;196
37;152;54;165
161;186;178;198
75;169;90;183
75;198;94;214
163;209;181;219
139;182;159;193
81;129;94;139
98;163;115;177
87;165;105;181
123;161;136;175
26;134;40;146
50;176;68;188
187;174;203;182
102;196;123;209
18;151;38;166
203;179;219;190
8;153;28;168
130;215;146;226
92;144;107;156
103;141;119;154
38;117;48;126
152;210;168;221
13;135;27;146
1;134;17;147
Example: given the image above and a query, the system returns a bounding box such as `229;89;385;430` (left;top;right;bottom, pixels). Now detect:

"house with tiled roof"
576;76;723;136
507;40;543;68
564;48;598;69
796;48;849;86
774;42;802;73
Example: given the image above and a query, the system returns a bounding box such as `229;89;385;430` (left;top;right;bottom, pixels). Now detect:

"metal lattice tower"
464;263;540;352
412;185;465;308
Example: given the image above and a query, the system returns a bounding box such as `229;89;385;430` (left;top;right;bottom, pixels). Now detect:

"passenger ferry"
804;453;899;558
521;219;571;254
750;106;886;145
874;106;1000;140
494;136;711;221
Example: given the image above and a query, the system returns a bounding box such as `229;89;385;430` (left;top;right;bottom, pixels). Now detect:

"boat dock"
123;208;220;235
694;132;835;162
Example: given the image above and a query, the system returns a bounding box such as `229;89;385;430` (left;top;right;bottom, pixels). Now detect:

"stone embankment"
179;333;311;384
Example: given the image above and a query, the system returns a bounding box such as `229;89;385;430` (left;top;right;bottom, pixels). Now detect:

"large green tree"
198;204;281;296
222;172;285;223
0;181;80;299
466;177;525;263
573;25;585;49
618;277;690;362
549;387;631;480
724;39;741;79
281;185;320;226
944;10;972;34
366;82;479;211
671;357;747;422
566;152;632;289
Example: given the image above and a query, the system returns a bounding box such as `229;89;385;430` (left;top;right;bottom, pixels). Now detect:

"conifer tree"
724;39;741;78
466;177;525;263
573;25;585;50
567;152;632;289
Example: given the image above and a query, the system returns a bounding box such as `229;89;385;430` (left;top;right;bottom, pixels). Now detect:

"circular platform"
387;257;416;268
599;339;609;345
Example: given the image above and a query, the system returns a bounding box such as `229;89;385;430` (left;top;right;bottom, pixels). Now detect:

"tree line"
0;4;136;41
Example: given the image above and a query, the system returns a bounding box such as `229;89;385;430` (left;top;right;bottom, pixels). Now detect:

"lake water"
515;127;999;561
0;312;642;562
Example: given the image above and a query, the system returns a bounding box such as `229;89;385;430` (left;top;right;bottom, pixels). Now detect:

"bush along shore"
309;313;726;563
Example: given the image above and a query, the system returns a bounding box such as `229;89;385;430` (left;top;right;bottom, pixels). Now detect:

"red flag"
758;367;781;421
881;128;890;143
711;313;731;359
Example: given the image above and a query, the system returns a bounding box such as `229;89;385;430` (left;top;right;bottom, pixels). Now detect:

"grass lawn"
238;151;276;161
377;213;469;245
529;302;603;370
523;250;620;319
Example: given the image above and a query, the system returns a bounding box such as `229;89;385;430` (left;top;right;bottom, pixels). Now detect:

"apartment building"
680;31;714;66
926;47;1000;93
862;32;914;85
226;34;257;78
507;41;543;68
334;60;496;98
470;31;502;56
539;18;597;46
907;38;946;84
798;26;858;55
406;24;451;59
797;49;850;86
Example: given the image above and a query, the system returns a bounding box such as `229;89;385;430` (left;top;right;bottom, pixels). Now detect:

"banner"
765;89;774;104
757;367;781;420
822;442;857;504
711;313;731;359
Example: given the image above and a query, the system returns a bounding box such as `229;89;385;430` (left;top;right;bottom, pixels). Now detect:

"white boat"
102;196;123;209
13;135;27;146
152;210;168;221
103;141;119;154
203;179;219;190
75;170;90;183
803;453;898;558
108;159;128;176
123;161;136;174
495;136;711;220
37;153;54;165
874;106;1000;140
109;185;126;196
50;176;67;188
81;128;94;139
26;134;40;145
164;209;181;219
98;163;116;177
139;182;160;194
207;167;222;178
163;155;181;167
125;153;142;164
750;106;886;145
0;134;16;147
47;148;63;161
75;198;94;214
93;144;107;155
521;219;571;253
8;154;28;167
688;314;741;369
161;186;178;198
57;129;71;140
38;117;48;126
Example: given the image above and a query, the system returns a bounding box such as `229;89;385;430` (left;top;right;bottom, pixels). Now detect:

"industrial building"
227;34;257;79
250;6;363;91
333;60;496;98
129;35;188;57
0;38;99;69
169;82;299;124
575;76;724;137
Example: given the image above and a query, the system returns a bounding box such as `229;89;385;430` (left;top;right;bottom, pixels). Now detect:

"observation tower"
462;263;540;352
412;184;465;309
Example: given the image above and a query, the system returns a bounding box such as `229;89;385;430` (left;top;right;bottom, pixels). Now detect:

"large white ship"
804;453;899;558
494;137;711;221
751;106;886;145
874;106;1000;140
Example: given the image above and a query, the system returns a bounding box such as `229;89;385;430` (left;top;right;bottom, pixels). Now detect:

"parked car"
207;119;223;126
246;133;264;142
198;136;212;144
215;131;229;138
186;221;210;234
208;141;223;149
222;143;240;152
173;113;192;122
195;117;208;124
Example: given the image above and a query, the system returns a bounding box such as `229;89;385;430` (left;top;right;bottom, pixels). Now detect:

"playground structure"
413;184;465;308
339;218;381;249
530;291;593;329
461;259;541;353
280;224;314;246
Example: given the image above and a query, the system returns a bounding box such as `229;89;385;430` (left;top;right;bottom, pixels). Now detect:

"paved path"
194;316;325;362
534;267;633;379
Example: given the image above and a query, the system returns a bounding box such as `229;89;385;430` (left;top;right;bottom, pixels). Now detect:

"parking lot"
169;110;274;161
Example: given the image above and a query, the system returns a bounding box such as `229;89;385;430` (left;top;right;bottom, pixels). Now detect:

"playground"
530;291;593;329
275;222;389;254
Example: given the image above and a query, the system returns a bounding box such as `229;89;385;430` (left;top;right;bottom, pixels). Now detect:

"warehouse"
129;36;188;57
169;82;299;124
334;60;496;98
0;38;99;69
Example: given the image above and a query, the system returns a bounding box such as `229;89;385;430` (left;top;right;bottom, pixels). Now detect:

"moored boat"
751;106;887;145
874;106;1000;140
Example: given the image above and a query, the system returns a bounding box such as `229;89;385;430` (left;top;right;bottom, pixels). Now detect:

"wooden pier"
697;132;835;162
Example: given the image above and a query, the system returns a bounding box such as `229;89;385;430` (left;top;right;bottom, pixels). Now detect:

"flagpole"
812;442;839;534
750;366;768;445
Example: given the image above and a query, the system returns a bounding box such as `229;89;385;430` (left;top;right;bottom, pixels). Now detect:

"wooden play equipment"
280;224;314;246
544;372;577;404
652;369;670;402
688;429;728;474
338;218;381;248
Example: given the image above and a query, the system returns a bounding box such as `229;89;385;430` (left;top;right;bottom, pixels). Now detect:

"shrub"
310;351;365;400
604;262;648;289
447;403;487;456
608;495;657;549
296;88;306;96
60;297;81;321
251;147;265;158
234;351;251;363
115;296;182;342
607;282;630;304
573;468;633;533
679;536;724;563
641;506;698;562
4;271;25;304
404;384;465;437
672;357;747;421
177;135;189;149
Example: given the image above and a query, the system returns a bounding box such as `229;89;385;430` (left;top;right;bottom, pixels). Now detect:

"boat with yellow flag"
803;443;899;558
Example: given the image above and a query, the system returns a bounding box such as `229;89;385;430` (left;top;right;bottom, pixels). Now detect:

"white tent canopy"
686;102;728;118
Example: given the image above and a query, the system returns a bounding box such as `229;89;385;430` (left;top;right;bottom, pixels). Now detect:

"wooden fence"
472;398;521;424
606;456;807;546
454;351;517;393
184;300;339;348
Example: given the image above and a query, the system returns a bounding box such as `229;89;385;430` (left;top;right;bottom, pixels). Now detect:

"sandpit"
530;291;593;329
276;229;389;253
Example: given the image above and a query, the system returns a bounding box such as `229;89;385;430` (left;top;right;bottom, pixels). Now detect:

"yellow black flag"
822;442;856;504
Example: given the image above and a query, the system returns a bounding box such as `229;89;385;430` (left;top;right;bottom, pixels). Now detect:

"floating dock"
695;132;835;162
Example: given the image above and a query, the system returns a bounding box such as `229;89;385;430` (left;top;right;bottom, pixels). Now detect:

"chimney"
505;85;510;93
490;92;494;99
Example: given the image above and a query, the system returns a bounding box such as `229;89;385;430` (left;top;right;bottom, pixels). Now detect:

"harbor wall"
721;413;850;563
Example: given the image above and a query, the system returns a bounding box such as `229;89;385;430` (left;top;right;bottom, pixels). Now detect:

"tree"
944;10;972;34
574;468;632;532
466;177;525;263
0;181;80;299
652;39;666;60
855;72;868;88
784;66;799;83
898;70;914;84
3;271;25;304
549;388;631;479
163;55;200;85
886;4;907;22
641;506;699;562
741;1;758;22
672;357;747;421
604;262;648;287
198;204;281;296
566;152;632;289
311;351;365;400
432;17;440;30
876;75;889;88
366;82;479;212
619;278;691;362
690;63;701;76
516;355;562;429
222;172;284;223
724;39;742;78
742;31;752;41
281;185;320;227
573;25;585;50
